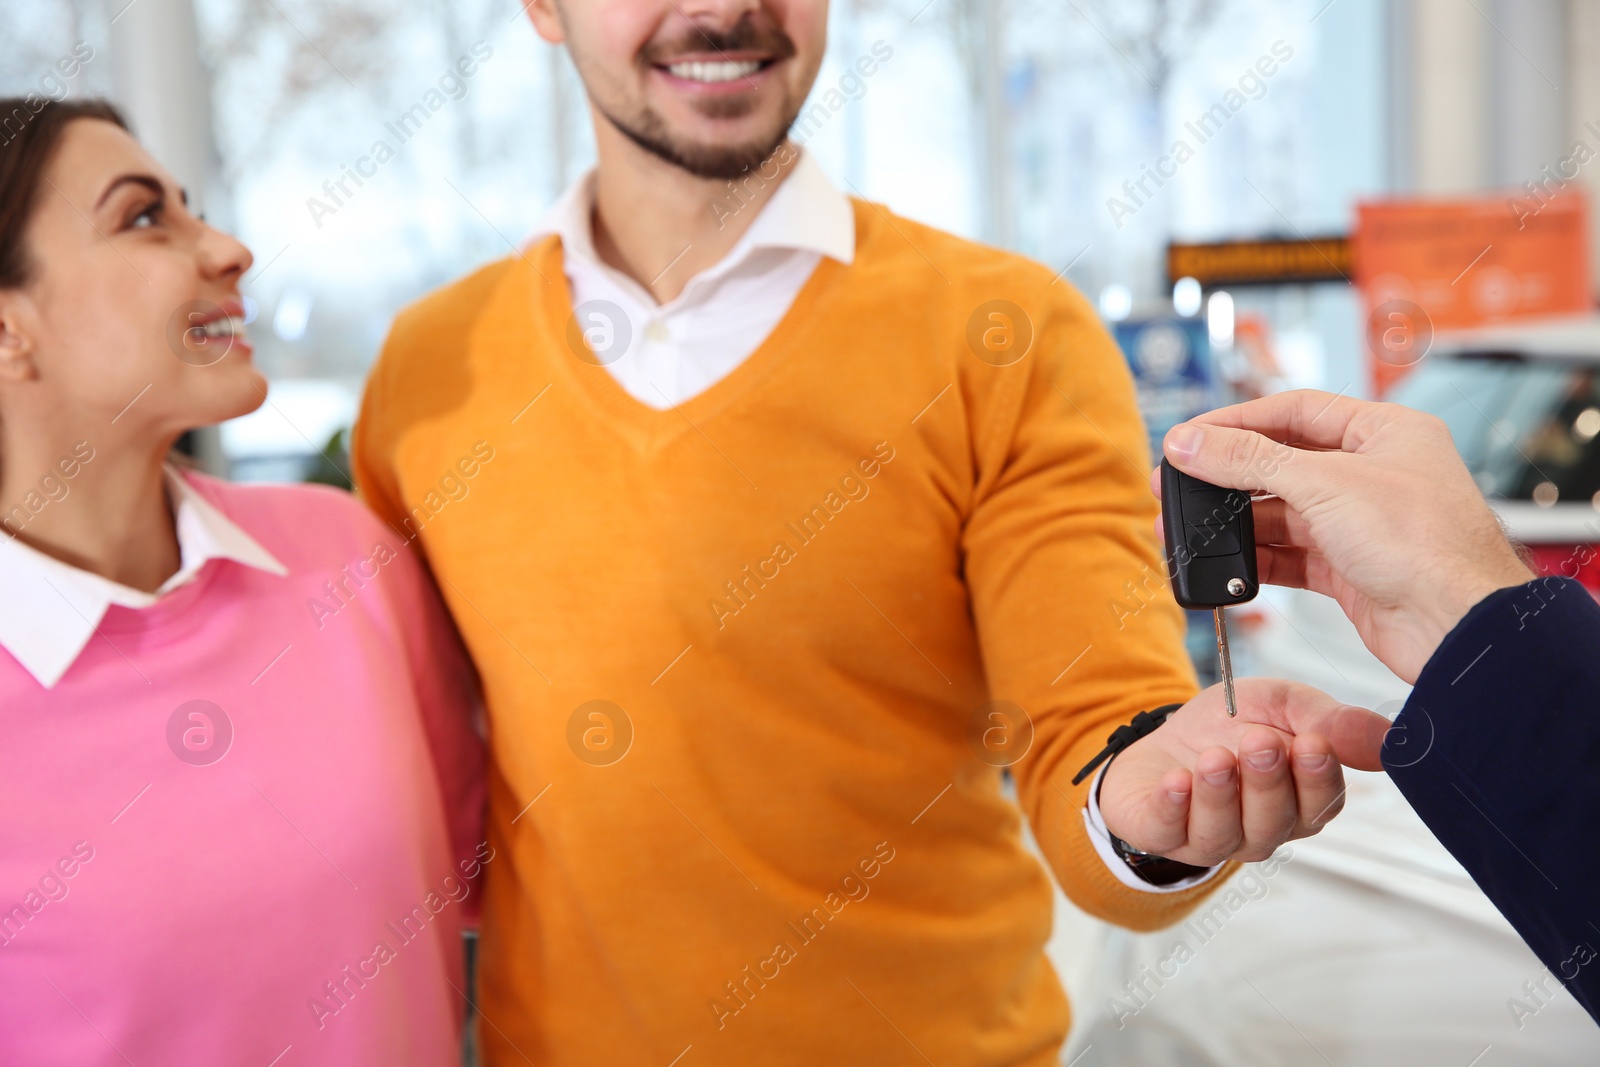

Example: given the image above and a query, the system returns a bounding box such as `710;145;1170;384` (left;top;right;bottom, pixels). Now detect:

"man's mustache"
641;18;798;66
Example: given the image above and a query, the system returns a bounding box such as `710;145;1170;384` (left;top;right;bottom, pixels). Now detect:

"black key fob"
1159;458;1259;610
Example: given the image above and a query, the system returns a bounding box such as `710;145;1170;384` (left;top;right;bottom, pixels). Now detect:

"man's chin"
658;142;786;181
603;104;793;181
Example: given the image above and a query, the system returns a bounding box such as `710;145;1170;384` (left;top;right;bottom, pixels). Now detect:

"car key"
1159;459;1259;716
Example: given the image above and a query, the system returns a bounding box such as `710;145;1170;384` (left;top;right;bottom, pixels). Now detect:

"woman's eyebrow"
94;173;185;210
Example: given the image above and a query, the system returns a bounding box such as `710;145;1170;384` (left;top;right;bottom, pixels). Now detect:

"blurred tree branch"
852;0;1232;97
205;0;505;175
0;0;100;93
1069;0;1227;96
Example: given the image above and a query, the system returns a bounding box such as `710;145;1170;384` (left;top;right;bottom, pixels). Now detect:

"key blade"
1214;606;1237;717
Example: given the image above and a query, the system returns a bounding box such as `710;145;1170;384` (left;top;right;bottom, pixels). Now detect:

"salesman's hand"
1099;678;1389;865
1154;389;1535;684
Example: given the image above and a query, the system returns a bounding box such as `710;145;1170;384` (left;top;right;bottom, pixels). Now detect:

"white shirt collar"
528;146;856;289
0;466;287;689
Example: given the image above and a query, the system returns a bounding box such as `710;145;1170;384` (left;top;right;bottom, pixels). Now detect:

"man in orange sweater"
351;2;1388;1063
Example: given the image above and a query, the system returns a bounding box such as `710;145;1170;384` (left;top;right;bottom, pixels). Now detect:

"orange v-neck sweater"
353;200;1227;1067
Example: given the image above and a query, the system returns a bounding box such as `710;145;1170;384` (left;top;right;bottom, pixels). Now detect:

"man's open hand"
1098;678;1389;866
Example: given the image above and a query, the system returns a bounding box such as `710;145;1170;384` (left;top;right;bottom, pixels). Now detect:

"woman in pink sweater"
0;101;486;1064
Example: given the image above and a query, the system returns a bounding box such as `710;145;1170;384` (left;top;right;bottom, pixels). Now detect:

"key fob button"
1160;458;1259;610
1185;519;1241;557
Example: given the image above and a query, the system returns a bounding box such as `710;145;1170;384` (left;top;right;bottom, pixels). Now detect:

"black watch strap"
1071;703;1184;785
1077;701;1216;887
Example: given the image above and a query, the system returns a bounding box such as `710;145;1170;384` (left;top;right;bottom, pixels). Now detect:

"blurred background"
7;0;1600;1063
6;0;1594;479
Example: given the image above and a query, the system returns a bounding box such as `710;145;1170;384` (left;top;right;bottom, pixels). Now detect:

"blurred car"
1390;314;1600;594
1247;313;1600;700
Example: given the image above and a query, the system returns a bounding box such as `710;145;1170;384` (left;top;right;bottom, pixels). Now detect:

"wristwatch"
1094;748;1216;887
1075;700;1218;886
1105;824;1215;887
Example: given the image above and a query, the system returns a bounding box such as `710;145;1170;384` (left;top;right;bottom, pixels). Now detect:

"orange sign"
1167;237;1352;287
1354;193;1591;394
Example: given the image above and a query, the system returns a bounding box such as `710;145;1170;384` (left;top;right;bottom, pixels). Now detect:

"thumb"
1324;704;1389;771
1164;422;1318;503
1279;690;1389;772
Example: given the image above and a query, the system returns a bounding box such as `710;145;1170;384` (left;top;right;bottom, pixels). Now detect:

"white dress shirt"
0;467;286;689
1085;764;1221;892
533;151;1217;892
527;148;855;408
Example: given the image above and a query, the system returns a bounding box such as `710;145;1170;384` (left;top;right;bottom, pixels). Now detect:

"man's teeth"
193;316;246;340
666;60;761;83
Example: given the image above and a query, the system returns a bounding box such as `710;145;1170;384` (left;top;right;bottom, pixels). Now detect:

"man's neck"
589;120;797;305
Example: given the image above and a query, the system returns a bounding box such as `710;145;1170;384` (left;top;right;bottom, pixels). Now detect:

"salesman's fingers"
1236;728;1296;860
1263;546;1348;606
1257;544;1308;588
1154;483;1337;595
1251;496;1315;548
1185;746;1244;865
1288;733;1345;837
1149;479;1311;546
1163;421;1328;502
1184;388;1375;451
1255;545;1344;601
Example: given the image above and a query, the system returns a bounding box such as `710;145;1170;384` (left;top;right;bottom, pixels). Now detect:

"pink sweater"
0;474;485;1065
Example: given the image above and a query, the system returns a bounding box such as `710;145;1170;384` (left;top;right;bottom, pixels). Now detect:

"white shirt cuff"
1083;764;1225;894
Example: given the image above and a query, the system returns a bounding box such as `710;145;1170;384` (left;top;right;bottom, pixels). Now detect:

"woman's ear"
0;296;40;383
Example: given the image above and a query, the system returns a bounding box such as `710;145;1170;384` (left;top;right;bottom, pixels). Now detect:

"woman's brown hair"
0;97;128;289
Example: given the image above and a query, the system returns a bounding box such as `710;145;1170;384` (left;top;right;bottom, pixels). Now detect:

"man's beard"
596;97;796;181
591;15;803;181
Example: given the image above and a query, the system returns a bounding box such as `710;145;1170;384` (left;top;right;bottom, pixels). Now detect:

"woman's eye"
130;201;162;228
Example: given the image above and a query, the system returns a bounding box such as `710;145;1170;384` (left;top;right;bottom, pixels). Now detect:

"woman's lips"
187;302;252;359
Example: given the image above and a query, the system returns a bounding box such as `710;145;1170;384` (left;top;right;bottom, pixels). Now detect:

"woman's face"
0;118;263;442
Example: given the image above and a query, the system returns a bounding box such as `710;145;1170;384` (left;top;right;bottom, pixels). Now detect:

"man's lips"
651;52;780;91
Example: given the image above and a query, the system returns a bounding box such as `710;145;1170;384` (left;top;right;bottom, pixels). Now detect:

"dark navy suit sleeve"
1383;576;1600;1025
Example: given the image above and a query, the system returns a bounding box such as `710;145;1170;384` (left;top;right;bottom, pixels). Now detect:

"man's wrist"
1421;557;1538;660
1096;755;1215;885
1085;763;1222;892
